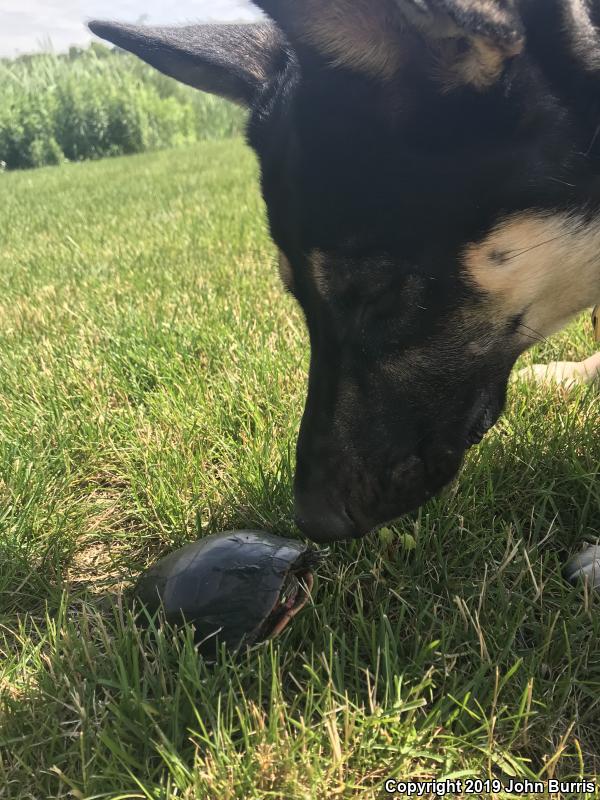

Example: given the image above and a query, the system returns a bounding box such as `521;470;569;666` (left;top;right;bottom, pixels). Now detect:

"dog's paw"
563;544;600;590
514;353;600;390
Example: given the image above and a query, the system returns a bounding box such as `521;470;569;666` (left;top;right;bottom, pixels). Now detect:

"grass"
0;140;599;799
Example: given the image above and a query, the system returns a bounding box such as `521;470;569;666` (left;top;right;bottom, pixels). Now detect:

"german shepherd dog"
90;0;600;550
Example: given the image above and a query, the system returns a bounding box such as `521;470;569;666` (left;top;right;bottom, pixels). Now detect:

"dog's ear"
88;21;286;106
253;0;524;89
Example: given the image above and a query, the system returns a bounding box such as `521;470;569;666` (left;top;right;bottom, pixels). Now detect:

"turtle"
563;543;600;590
134;530;320;654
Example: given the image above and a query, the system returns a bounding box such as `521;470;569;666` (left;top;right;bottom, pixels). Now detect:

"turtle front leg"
515;352;600;389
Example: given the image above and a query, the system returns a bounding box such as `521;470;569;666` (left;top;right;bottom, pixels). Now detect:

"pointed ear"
88;21;286;106
253;0;524;89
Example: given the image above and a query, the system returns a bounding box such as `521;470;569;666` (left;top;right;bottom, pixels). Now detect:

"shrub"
0;45;246;170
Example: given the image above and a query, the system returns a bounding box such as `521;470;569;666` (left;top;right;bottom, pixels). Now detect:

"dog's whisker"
517;323;548;345
545;176;576;188
503;229;575;262
585;123;600;157
517;330;544;344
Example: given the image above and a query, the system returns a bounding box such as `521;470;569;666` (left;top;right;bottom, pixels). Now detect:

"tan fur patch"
562;0;600;72
397;0;523;88
290;0;405;78
463;211;600;337
288;0;523;87
438;35;522;91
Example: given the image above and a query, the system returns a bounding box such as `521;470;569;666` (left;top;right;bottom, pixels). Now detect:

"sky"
0;0;261;58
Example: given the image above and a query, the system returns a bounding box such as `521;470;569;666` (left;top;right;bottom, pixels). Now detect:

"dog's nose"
294;490;359;543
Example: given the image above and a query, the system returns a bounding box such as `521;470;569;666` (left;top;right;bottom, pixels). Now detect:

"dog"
89;1;600;562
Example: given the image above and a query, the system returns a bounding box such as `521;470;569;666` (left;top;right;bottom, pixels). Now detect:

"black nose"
294;489;361;543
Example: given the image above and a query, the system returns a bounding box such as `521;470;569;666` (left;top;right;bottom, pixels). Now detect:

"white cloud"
0;0;260;58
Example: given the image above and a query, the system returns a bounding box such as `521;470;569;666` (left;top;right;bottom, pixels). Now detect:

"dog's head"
90;0;600;541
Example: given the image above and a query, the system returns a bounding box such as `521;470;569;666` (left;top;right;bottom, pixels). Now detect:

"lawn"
0;141;599;799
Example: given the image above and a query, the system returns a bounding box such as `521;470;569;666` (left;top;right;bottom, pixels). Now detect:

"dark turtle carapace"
563;543;600;590
134;531;320;654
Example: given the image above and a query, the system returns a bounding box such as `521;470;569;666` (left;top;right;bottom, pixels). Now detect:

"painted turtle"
134;530;320;654
563;543;600;590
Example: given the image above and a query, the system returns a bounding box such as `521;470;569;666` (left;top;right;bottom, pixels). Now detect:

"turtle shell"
134;530;318;653
563;543;600;589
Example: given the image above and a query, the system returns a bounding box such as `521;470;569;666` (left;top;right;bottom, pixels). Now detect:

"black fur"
90;1;600;542
88;20;285;105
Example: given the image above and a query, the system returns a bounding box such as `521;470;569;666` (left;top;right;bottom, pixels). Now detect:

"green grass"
0;141;599;799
